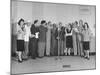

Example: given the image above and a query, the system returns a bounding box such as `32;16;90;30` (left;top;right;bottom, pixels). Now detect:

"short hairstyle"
34;20;38;24
18;18;24;25
41;20;46;24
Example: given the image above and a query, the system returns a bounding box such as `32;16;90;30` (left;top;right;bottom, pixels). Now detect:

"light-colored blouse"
82;29;91;41
16;24;25;40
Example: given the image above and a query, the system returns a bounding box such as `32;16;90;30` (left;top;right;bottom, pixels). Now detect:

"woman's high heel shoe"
18;59;23;63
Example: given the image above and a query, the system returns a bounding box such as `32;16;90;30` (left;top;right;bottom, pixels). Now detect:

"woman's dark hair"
69;23;72;29
18;18;24;25
34;20;38;24
41;20;46;24
84;22;89;29
66;23;72;33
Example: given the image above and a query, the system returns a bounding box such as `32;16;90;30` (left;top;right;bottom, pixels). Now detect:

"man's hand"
30;34;35;38
57;37;60;40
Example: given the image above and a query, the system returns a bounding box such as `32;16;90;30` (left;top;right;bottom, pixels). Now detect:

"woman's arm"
16;24;22;35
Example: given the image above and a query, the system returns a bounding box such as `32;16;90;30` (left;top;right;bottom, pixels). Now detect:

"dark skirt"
66;36;73;48
83;41;90;50
17;40;24;51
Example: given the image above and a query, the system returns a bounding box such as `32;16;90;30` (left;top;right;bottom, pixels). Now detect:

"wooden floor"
11;55;96;74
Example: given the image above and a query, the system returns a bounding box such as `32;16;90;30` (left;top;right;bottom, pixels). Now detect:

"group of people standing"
16;18;92;63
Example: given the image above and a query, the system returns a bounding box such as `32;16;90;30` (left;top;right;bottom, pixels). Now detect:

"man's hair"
41;20;46;24
34;20;38;24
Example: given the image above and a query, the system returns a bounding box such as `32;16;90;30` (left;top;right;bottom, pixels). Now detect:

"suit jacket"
55;27;65;41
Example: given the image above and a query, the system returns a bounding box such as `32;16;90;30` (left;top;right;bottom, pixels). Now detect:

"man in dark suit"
29;20;39;59
55;22;65;56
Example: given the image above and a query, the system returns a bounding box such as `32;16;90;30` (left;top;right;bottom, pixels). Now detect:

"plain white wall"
12;1;95;36
17;1;33;22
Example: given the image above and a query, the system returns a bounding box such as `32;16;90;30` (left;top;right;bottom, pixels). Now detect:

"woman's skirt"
66;36;73;48
83;41;90;50
17;40;24;51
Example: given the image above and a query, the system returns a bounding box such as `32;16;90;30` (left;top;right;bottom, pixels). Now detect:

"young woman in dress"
82;22;91;60
16;18;25;63
64;23;73;56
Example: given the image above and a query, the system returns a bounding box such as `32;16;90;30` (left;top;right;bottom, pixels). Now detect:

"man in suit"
38;20;47;58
